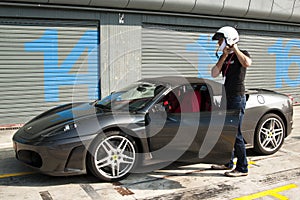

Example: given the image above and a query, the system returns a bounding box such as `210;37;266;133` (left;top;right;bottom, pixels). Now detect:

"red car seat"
180;90;201;113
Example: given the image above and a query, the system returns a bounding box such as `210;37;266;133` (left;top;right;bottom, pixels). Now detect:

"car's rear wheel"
87;131;137;182
254;113;285;155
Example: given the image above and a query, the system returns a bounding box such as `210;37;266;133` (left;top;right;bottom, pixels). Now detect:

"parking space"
0;106;299;200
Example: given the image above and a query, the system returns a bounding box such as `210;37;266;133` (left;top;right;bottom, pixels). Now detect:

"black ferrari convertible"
12;76;293;181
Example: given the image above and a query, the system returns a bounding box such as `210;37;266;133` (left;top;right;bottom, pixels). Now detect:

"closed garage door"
142;24;300;103
0;19;99;125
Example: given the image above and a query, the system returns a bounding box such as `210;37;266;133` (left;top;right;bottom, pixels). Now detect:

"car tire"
86;131;138;182
254;113;285;155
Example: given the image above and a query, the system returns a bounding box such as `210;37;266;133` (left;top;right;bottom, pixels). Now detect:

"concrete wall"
2;0;300;23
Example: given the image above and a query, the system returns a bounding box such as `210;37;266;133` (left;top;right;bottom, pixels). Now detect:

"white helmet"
212;26;239;46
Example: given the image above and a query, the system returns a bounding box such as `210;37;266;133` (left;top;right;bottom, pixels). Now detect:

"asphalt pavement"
0;106;299;200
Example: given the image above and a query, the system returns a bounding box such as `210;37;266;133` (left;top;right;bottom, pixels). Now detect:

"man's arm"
211;52;228;78
233;44;252;68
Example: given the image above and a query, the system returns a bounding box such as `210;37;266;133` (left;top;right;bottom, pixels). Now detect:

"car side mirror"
151;103;167;113
146;103;168;128
148;103;168;120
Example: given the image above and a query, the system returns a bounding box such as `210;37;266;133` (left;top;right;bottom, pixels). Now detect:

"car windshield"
95;82;166;111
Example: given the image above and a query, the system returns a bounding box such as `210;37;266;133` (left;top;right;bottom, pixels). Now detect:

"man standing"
210;26;252;177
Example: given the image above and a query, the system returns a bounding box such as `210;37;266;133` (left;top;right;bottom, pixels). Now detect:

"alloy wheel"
258;117;284;153
93;135;136;180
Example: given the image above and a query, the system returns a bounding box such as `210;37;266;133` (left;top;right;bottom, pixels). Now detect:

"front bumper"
13;135;94;176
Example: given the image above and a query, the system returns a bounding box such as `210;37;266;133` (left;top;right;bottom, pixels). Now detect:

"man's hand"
223;45;232;56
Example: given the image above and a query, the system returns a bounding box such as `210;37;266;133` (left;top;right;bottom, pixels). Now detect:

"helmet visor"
212;32;224;40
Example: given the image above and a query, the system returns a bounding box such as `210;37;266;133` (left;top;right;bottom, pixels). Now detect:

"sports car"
12;76;293;182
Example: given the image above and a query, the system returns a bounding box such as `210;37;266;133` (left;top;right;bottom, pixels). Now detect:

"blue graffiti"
25;30;99;102
187;34;218;79
268;39;300;88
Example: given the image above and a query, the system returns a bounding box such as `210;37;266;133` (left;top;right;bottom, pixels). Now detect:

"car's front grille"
17;150;42;168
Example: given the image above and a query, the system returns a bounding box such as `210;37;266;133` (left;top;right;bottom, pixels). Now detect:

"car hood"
23;102;99;134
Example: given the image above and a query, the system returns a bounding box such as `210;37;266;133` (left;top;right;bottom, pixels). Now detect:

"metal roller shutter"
142;24;300;103
240;32;300;102
142;25;216;79
0;19;99;125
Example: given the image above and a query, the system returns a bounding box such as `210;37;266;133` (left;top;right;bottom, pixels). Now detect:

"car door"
146;83;240;165
146;105;201;163
145;85;200;162
184;109;240;165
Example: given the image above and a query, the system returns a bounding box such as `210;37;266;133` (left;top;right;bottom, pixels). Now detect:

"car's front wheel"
254;113;285;155
87;131;138;182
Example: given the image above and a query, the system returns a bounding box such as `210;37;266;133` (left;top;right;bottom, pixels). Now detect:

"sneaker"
224;169;248;177
211;164;232;170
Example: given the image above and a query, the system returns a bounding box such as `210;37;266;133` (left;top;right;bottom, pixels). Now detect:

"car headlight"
41;122;78;138
63;123;77;132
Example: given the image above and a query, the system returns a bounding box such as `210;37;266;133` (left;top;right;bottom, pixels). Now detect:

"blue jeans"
225;95;248;173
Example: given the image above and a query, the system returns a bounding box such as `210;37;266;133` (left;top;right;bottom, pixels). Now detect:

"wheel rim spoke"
96;156;111;169
119;140;129;154
274;128;283;136
121;154;134;162
261;127;269;136
116;162;121;176
270;119;275;130
102;140;115;154
262;138;271;147
111;162;116;177
271;137;278;148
